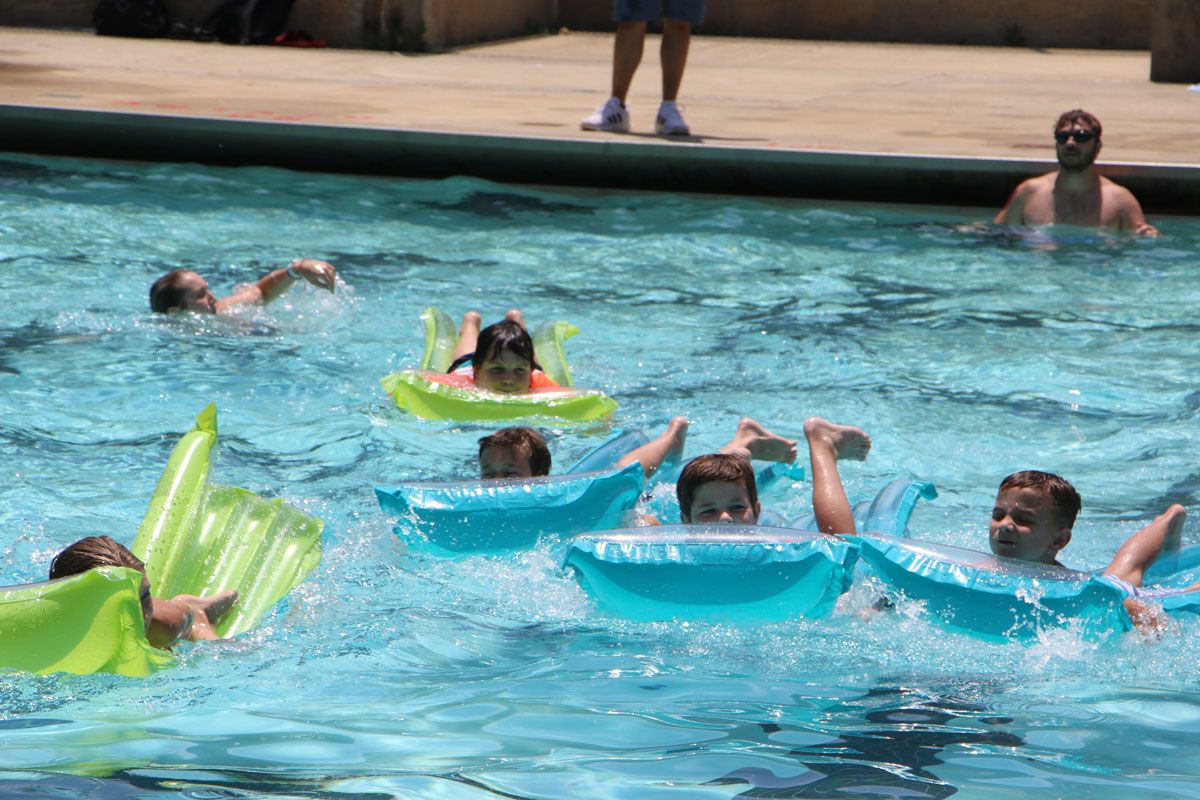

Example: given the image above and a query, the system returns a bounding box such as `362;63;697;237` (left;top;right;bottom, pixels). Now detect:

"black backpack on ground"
93;0;169;38
195;0;296;44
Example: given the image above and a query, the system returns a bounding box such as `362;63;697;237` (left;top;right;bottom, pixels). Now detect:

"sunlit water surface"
2;153;1200;799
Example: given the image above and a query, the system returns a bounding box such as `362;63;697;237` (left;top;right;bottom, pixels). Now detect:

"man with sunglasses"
995;109;1158;236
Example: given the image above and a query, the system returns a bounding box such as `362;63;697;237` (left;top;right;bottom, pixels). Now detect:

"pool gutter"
2;103;1198;212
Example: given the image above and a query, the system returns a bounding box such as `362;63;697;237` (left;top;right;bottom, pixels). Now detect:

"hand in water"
292;259;338;292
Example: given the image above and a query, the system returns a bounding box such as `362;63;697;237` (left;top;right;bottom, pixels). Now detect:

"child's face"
474;349;532;394
685;480;760;525
989;486;1071;564
480;445;534;480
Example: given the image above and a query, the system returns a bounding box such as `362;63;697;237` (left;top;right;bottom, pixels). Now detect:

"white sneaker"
655;102;690;136
581;97;631;133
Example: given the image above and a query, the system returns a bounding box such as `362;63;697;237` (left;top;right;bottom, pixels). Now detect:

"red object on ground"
273;31;325;47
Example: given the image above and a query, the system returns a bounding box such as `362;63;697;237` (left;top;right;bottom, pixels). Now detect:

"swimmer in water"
50;535;237;648
994;109;1158;236
802;417;1192;628
149;259;337;314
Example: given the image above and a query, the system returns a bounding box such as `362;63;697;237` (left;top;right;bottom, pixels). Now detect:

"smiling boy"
804;420;1190;624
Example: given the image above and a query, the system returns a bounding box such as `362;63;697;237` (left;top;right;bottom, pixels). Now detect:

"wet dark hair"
473;320;541;374
50;535;145;580
1054;109;1102;140
149;270;191;313
998;470;1082;529
478;427;551;477
676;453;758;522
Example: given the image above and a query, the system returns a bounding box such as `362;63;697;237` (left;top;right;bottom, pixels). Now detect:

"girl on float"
449;310;559;393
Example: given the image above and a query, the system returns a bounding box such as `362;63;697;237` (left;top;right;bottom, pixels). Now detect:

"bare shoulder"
1099;176;1139;204
1024;171;1058;193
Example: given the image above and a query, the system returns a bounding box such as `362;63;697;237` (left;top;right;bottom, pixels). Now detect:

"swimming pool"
3;152;1200;798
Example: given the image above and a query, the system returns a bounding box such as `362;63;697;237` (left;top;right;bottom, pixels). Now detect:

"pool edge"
3;103;1198;213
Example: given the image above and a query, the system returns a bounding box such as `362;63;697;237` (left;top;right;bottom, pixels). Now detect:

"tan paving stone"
1;28;1196;166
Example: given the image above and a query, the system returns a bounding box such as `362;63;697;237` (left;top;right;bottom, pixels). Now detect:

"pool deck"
1;28;1198;210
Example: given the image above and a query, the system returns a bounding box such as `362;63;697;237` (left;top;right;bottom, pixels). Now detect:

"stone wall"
561;0;1153;50
0;0;556;51
0;0;1156;51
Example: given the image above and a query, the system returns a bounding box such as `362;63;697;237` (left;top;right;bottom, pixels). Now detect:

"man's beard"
1057;148;1097;172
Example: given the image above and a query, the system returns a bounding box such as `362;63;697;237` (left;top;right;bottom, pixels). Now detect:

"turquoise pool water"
2;152;1200;798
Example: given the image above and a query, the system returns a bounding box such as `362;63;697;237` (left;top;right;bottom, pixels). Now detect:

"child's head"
473;320;540;394
989;470;1081;564
676;453;760;524
478;427;552;480
50;536;153;631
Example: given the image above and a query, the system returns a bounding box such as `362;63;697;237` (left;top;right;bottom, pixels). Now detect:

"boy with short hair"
478;427;553;480
801;419;1190;623
50;535;238;648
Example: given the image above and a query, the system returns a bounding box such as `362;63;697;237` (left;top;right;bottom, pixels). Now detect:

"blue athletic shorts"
614;0;706;25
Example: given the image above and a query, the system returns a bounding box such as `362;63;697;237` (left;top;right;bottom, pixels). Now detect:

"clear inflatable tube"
852;535;1133;640
563;526;860;622
561;479;933;621
377;430;651;556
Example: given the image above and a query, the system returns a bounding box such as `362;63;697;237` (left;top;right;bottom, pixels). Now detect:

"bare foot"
504;308;526;329
662;416;690;462
722;418;798;462
803;417;871;461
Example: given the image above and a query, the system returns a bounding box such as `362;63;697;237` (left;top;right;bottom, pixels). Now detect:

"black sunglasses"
1055;128;1096;144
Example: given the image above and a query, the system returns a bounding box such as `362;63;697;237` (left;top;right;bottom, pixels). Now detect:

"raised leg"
720;417;797;462
618;416;689;478
452;311;482;361
803;417;871;536
1104;504;1188;588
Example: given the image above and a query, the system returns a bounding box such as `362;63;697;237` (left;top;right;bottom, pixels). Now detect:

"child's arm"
1103;504;1187;589
147;597;194;649
803;417;871;536
216;259;336;312
146;591;239;647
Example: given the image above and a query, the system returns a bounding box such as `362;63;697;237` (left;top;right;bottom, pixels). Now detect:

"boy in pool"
479;417;797;484
798;417;1190;623
451;310;560;393
50;535;238;648
149;259;337;314
676;416;867;524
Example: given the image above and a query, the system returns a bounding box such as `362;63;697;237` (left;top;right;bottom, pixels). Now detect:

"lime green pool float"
0;404;323;676
381;307;618;422
0;568;171;677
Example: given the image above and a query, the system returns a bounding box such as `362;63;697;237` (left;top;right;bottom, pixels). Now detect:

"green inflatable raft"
380;307;618;422
0;404;323;676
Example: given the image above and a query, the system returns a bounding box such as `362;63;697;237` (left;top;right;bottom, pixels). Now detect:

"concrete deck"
1;28;1198;210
